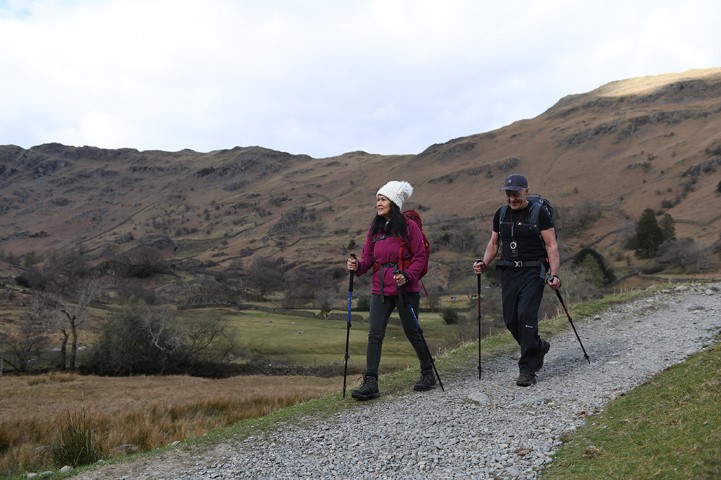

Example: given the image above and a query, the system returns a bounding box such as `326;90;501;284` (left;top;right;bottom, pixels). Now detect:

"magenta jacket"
355;219;427;296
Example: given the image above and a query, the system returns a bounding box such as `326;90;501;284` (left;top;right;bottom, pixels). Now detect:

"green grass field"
179;307;464;373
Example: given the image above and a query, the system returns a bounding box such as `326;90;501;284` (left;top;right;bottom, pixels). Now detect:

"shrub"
83;304;168;375
571;248;616;285
558;200;602;236
270;206;318;234
659;238;720;273
14;266;46;289
553;264;604;303
659;213;676;241
52;410;103;468
441;308;460;325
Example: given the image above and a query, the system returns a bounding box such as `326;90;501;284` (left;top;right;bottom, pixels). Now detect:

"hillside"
1;67;721;289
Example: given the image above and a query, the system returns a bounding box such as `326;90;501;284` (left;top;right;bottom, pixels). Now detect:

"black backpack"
499;194;555;243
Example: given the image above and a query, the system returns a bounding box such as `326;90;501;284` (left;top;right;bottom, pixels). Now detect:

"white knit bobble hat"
377;180;413;209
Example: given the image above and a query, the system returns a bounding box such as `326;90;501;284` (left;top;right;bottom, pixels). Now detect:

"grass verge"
544;336;721;479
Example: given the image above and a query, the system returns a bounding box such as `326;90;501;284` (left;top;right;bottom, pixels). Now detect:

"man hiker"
473;173;561;386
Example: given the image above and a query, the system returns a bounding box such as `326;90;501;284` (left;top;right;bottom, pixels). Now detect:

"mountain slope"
1;68;720;286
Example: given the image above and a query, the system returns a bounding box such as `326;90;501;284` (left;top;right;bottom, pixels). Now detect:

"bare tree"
180;315;228;360
659;238;720;273
247;256;287;298
314;289;334;318
58;279;100;370
142;305;182;374
143;305;230;373
1;296;52;373
85;302;233;375
448;224;476;253
424;289;441;310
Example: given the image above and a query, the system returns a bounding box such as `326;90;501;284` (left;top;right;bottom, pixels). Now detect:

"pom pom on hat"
377;180;413;209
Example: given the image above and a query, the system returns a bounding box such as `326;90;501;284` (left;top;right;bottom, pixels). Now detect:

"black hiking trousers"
364;292;432;378
501;267;546;375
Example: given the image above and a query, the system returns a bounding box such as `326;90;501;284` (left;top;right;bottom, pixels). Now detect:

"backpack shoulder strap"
529;201;542;238
499;205;509;225
395;234;409;261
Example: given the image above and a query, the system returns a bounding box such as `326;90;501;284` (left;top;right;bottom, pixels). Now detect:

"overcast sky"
1;0;719;158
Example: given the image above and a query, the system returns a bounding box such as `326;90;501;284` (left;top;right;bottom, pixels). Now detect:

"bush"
560;200;602;236
441;308;460;325
571;248;616;285
14;266;46;289
116;279;158;304
52;410;103;468
270;206;318;235
659;238;720;273
83;304;169;375
114;246;167;278
639;262;664;274
552;264;604;304
83;303;232;376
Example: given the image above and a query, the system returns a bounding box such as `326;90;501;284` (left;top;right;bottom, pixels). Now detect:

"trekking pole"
395;268;444;391
476;258;482;380
342;254;356;398
553;288;591;364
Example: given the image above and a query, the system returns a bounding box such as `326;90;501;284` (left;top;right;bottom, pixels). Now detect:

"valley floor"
68;283;721;480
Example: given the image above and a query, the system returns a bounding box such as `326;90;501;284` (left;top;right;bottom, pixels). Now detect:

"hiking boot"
351;375;380;401
516;372;536;387
536;339;551;372
413;370;436;391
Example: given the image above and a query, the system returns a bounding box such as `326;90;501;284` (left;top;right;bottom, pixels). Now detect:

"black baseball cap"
500;173;528;191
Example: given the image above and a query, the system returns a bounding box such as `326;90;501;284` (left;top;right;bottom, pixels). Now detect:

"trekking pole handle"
393;267;407;307
475;258;482;310
348;254;357;291
392;266;408;284
474;258;487;275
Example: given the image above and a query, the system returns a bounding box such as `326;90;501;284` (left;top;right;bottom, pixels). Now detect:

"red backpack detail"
397;209;430;295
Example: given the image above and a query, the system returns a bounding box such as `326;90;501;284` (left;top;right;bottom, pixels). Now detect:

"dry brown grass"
0;372;340;476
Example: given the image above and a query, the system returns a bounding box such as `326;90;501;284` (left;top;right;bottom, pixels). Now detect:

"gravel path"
71;283;721;480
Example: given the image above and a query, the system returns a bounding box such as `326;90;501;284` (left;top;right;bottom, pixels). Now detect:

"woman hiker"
346;180;435;400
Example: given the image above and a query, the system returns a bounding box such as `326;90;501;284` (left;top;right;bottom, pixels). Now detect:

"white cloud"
1;0;720;157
